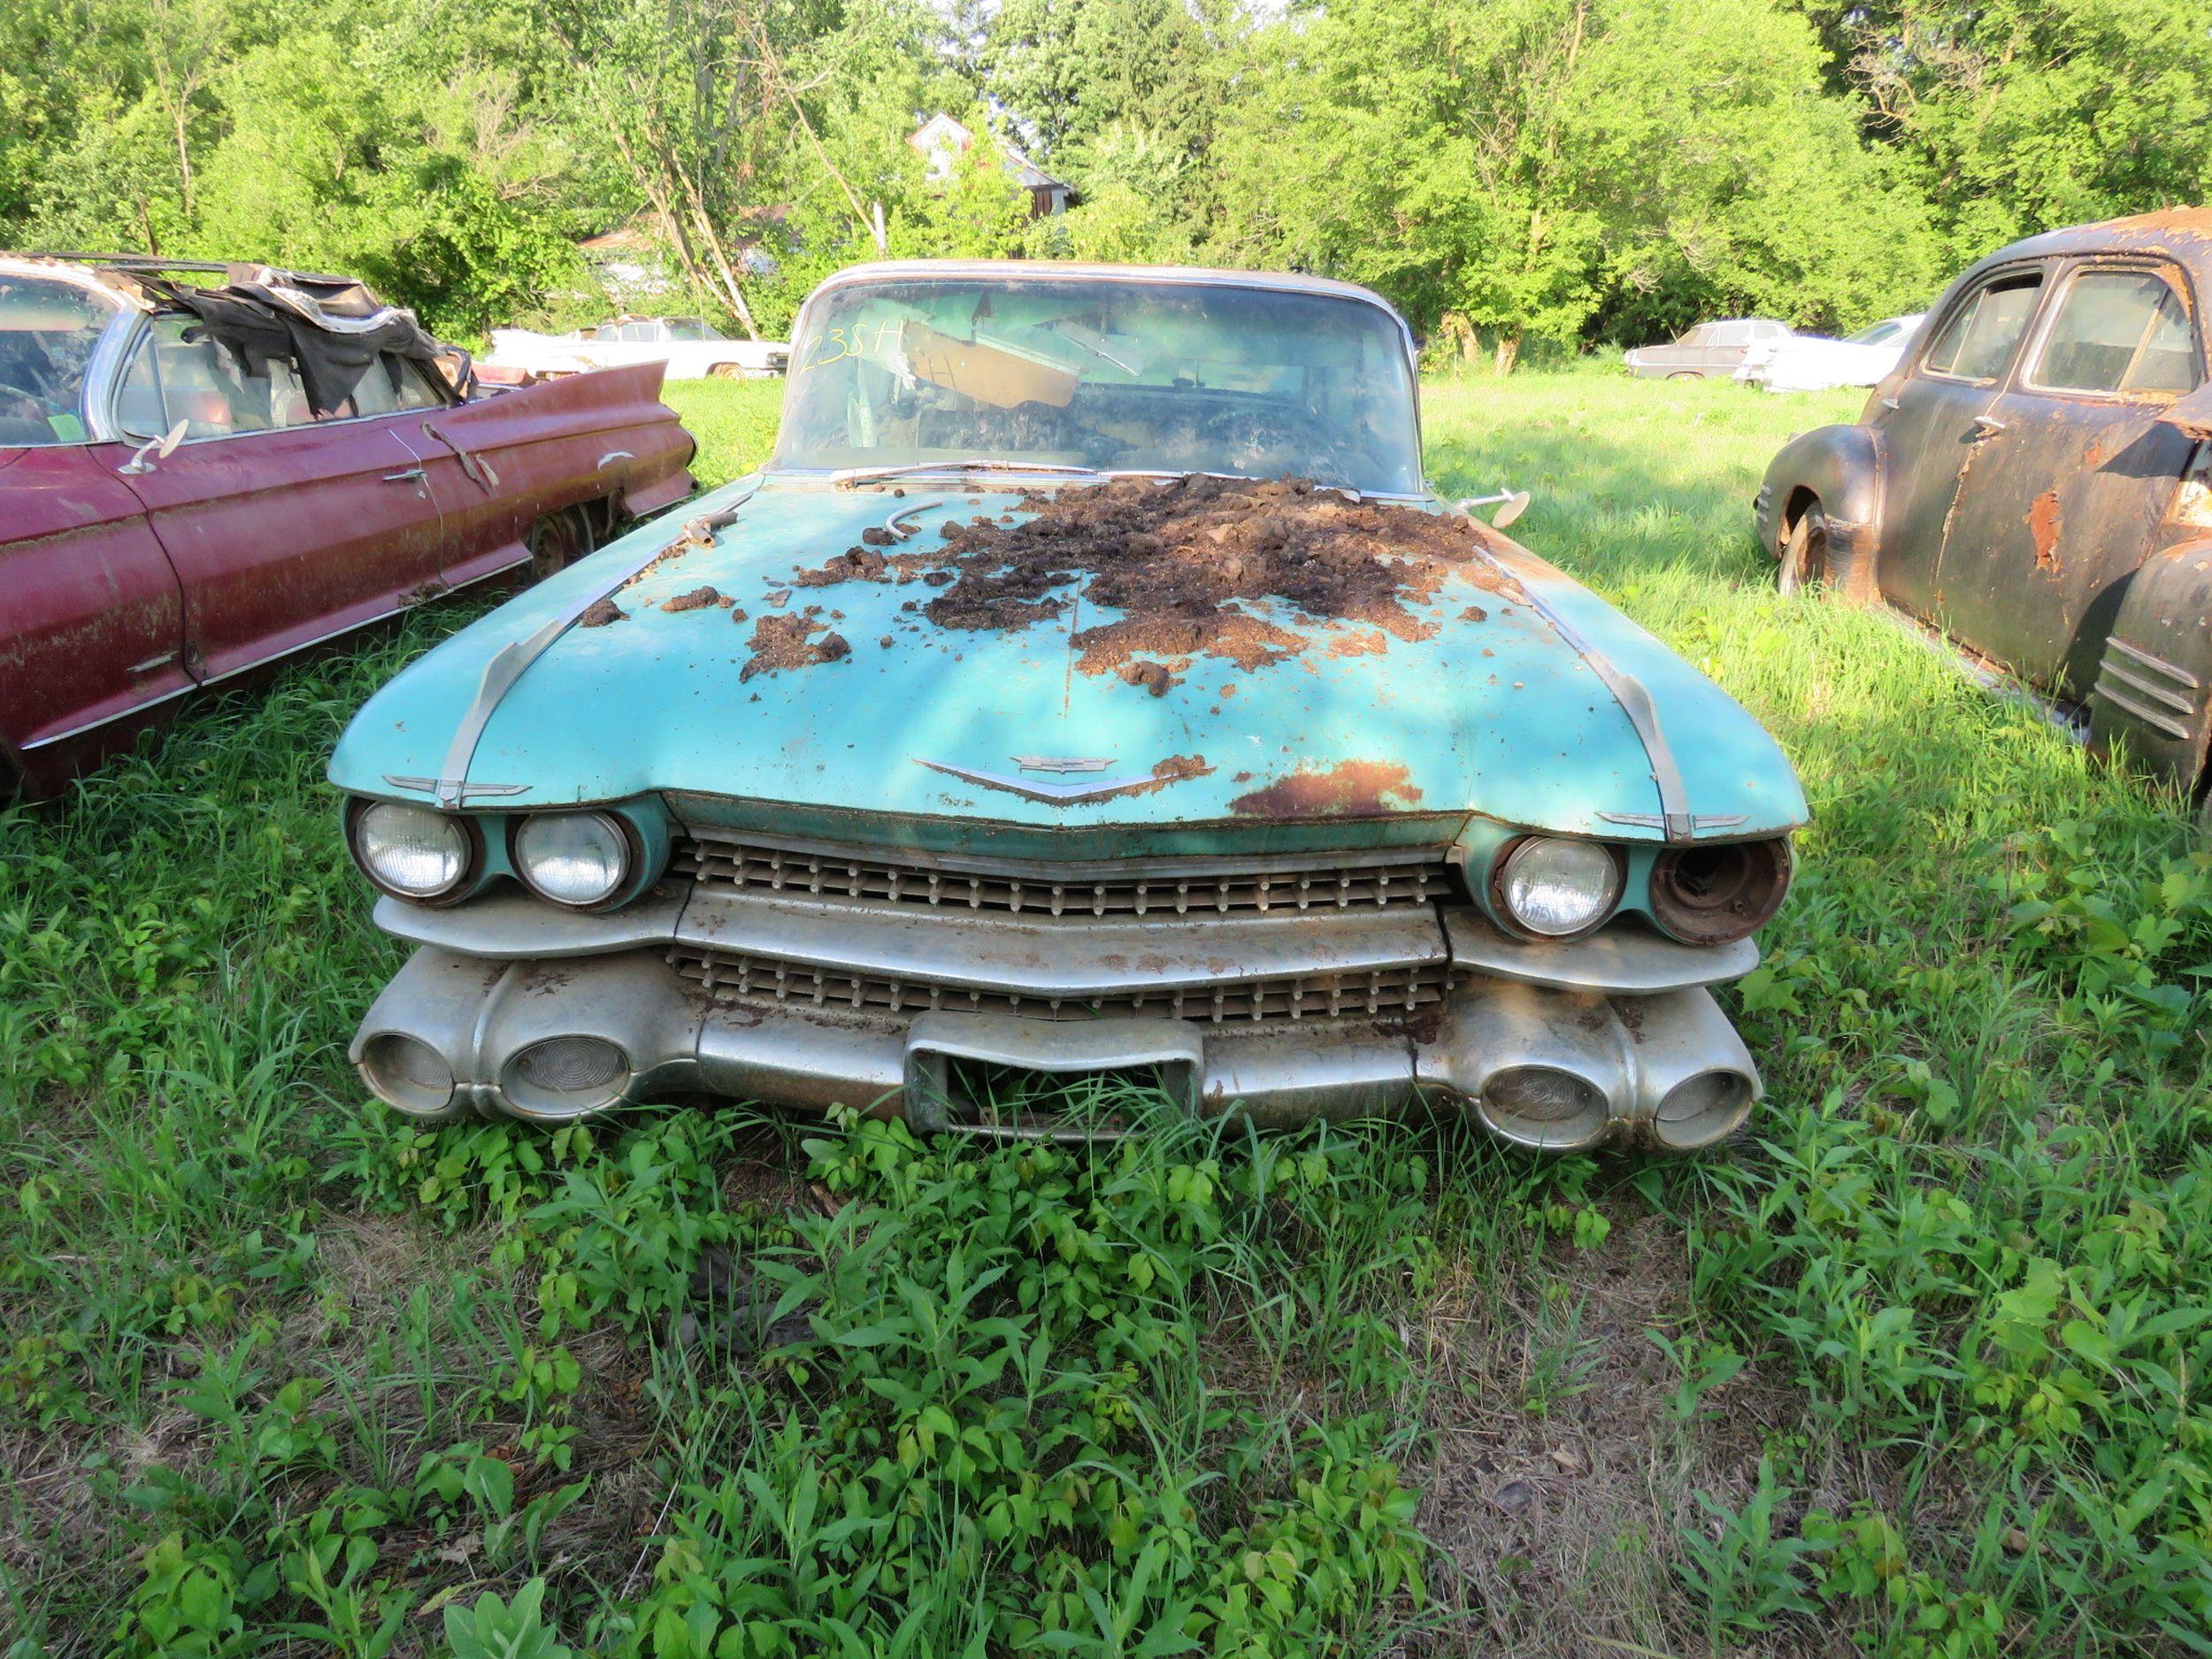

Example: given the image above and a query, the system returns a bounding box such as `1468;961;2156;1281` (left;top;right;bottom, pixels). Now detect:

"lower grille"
676;831;1451;918
671;944;1454;1025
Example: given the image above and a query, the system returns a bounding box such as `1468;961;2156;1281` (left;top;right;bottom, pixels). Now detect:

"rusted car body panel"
0;256;696;795
1755;210;2212;810
329;261;1810;1150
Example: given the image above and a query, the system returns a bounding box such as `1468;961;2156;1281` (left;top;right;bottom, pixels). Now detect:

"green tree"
985;0;1218;163
1842;0;2212;263
1209;0;1937;365
891;111;1033;259
1025;120;1199;264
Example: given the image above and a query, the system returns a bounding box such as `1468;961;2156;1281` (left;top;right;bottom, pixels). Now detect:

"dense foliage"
4;0;2208;349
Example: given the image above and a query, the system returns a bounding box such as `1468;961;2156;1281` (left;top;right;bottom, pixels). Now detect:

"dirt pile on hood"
795;474;1521;695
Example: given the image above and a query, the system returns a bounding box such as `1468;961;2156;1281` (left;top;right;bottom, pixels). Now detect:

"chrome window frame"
100;308;460;447
1912;263;2050;388
2016;257;2206;405
0;262;137;445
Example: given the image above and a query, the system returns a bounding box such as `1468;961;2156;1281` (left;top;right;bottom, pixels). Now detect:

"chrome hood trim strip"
426;479;763;809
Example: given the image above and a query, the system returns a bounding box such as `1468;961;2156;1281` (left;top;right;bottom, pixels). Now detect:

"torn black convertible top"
124;261;460;418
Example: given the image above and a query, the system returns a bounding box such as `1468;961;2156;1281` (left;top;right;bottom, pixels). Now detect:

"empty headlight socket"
1647;838;1793;944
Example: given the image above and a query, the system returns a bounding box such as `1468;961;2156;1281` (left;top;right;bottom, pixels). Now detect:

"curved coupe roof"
1974;208;2212;279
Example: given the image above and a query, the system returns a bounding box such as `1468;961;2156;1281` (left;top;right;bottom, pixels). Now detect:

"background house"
908;112;1073;219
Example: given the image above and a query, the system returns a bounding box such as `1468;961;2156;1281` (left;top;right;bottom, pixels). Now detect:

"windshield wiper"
830;457;1103;488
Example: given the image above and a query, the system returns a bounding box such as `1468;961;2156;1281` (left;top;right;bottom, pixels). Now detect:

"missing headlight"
1649;838;1792;944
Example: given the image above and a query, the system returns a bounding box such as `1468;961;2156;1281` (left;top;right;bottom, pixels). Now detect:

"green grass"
3;371;2208;1659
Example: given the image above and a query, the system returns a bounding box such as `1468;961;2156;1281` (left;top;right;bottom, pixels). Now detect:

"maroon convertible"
0;255;696;795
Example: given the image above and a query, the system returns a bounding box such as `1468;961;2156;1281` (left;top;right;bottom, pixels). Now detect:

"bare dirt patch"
1405;1208;1886;1658
794;475;1522;695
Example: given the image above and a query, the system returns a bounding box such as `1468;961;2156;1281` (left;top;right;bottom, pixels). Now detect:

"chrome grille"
672;944;1454;1025
675;833;1451;917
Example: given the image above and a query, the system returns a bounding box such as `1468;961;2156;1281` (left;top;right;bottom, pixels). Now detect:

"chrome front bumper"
351;941;1763;1151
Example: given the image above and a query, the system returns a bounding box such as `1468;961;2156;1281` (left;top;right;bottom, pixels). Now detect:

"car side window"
0;275;117;444
1709;323;1748;346
2028;270;2200;398
389;357;449;411
1678;325;1711;348
113;315;316;440
1919;273;2044;383
347;355;448;417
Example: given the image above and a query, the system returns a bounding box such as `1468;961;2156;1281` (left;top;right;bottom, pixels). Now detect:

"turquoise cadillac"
331;262;1807;1152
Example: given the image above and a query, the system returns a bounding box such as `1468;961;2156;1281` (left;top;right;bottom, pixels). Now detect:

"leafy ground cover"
3;372;2208;1658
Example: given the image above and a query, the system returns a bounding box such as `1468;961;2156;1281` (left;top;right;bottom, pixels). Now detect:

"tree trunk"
1494;329;1522;378
172;98;195;219
679;179;763;341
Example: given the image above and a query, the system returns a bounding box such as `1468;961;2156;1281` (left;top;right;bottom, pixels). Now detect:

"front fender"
2087;537;2212;795
1752;423;1883;560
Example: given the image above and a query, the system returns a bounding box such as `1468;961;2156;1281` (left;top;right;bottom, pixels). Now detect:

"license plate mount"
903;1013;1203;1140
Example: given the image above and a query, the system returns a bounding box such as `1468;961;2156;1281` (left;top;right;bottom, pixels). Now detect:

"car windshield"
772;274;1423;493
0;273;119;445
1847;320;1901;346
665;319;723;341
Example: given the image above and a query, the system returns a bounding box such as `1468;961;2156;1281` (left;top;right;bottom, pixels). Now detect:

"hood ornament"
918;755;1210;805
1012;755;1114;773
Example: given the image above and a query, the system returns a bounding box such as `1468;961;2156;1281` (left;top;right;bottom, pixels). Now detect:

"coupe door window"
1920;273;2044;382
2028;271;2199;397
347;356;449;416
114;315;316;438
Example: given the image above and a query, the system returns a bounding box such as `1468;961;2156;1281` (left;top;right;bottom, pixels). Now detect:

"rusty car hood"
329;475;1807;855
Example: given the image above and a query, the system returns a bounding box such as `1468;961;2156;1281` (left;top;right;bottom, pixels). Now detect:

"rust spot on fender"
1110;753;1213;800
2028;490;2064;573
1229;759;1422;818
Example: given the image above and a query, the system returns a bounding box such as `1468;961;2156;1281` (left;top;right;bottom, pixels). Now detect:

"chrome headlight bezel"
1491;834;1624;941
347;798;479;904
511;810;637;910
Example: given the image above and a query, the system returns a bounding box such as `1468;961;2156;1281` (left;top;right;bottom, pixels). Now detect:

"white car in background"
480;315;789;385
1736;314;1924;393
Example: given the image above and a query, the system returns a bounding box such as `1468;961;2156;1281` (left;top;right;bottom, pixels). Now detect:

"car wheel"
526;505;595;580
1667;371;1701;381
1778;503;1873;603
709;363;745;380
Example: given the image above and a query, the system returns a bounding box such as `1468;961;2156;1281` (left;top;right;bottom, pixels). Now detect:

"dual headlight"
1487;833;1790;943
349;802;634;908
1493;836;1623;939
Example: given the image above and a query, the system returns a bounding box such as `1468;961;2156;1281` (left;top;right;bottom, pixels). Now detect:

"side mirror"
119;419;189;475
1457;488;1532;530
